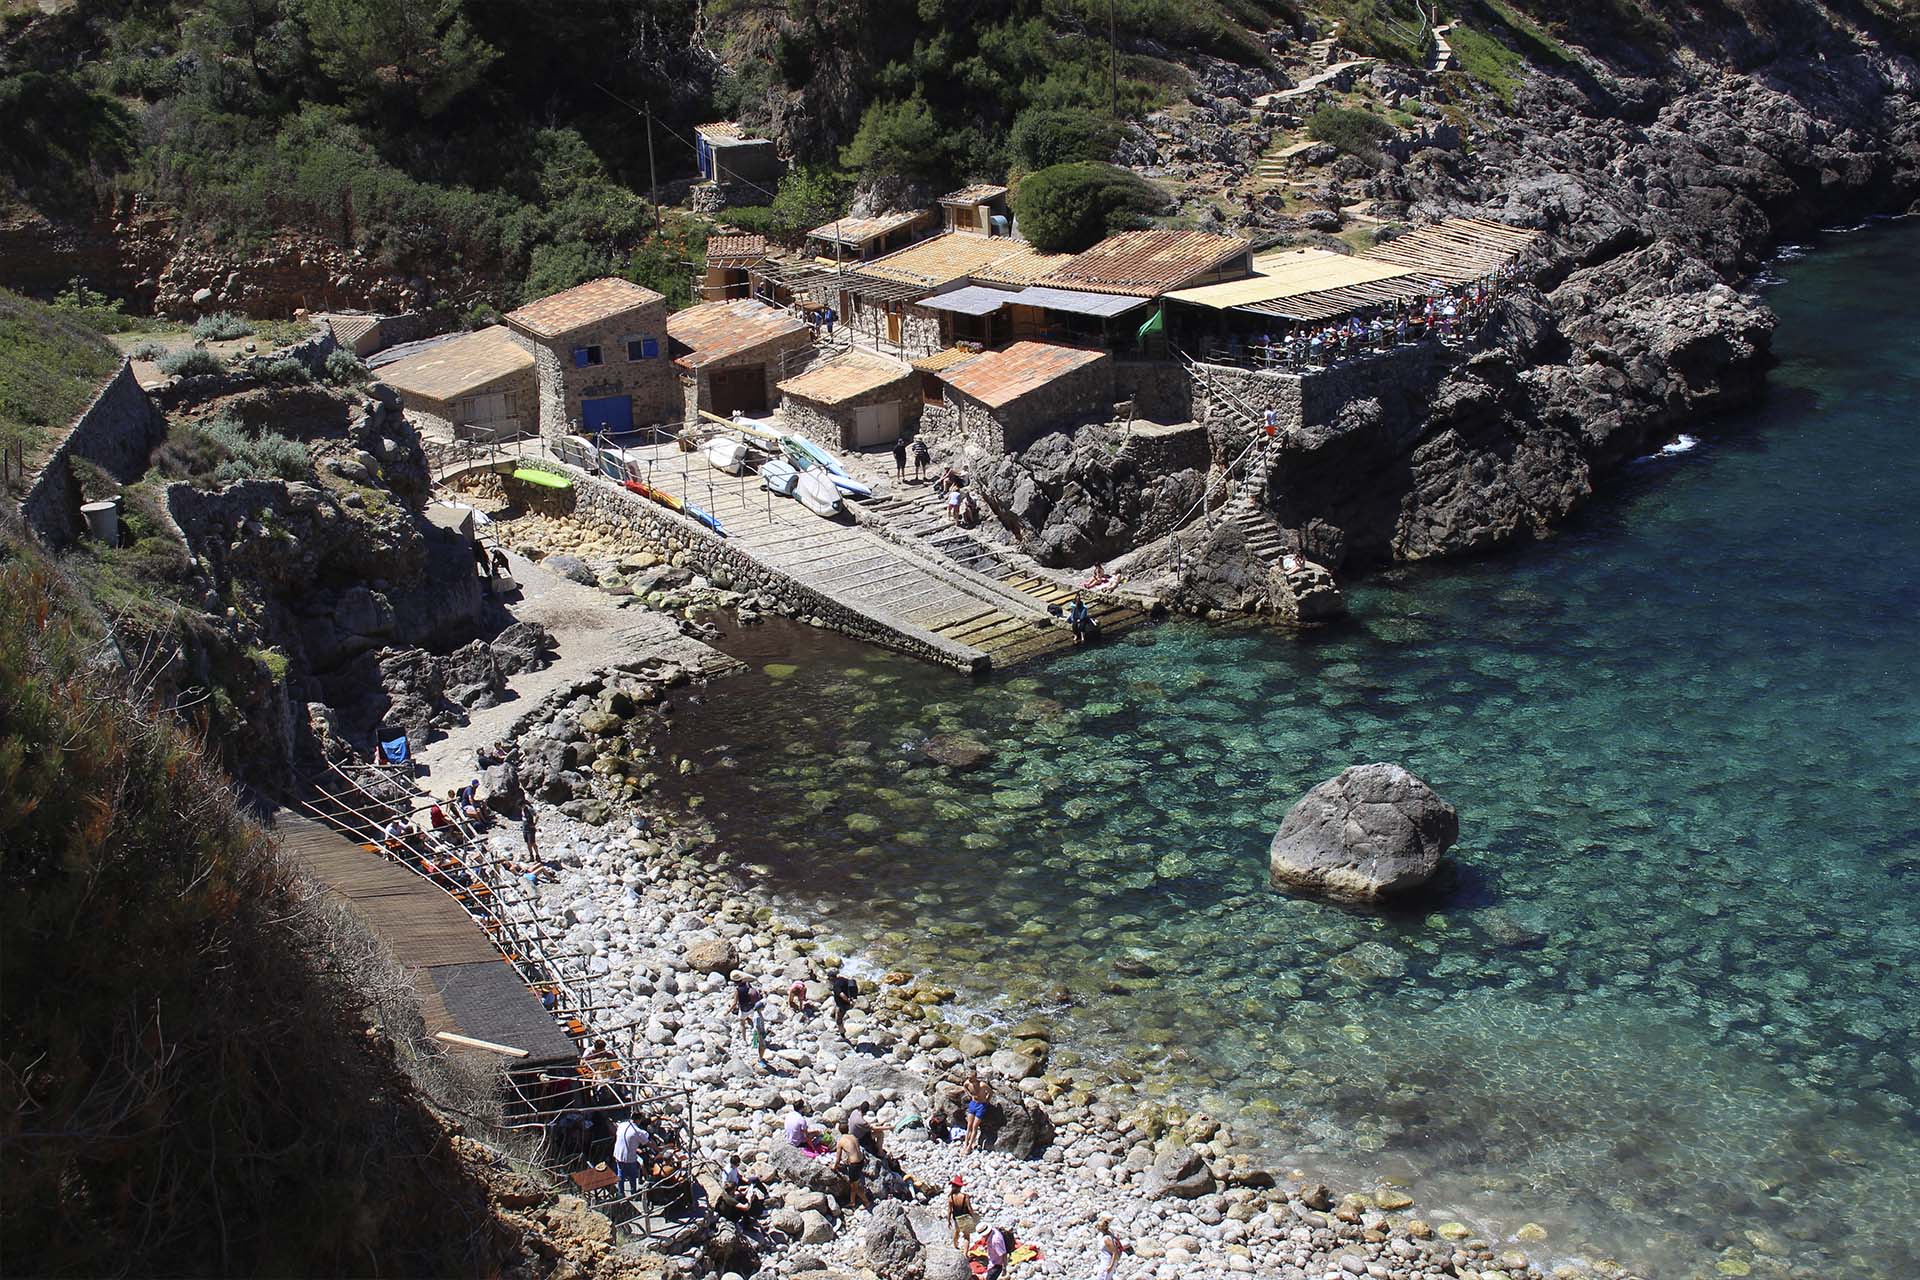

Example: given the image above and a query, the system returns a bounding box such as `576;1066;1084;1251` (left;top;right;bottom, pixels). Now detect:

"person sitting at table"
428;801;450;830
583;1038;614;1065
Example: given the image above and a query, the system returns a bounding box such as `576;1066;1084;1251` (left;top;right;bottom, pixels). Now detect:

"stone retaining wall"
500;464;989;674
19;361;163;545
1112;360;1195;425
1195;342;1449;457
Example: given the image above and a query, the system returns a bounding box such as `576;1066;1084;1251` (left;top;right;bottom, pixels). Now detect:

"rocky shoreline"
470;656;1622;1280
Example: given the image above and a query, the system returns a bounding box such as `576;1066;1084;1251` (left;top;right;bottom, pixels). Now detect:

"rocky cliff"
1257;4;1919;566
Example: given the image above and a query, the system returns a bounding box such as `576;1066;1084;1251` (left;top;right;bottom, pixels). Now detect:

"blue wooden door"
580;395;633;434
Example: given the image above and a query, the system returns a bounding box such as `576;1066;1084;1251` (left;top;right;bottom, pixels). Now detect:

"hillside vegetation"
0;288;120;464
1;0;1294;305
0;526;519;1276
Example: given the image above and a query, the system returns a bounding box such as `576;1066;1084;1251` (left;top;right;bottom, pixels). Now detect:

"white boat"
760;458;799;496
795;469;845;518
706;436;750;475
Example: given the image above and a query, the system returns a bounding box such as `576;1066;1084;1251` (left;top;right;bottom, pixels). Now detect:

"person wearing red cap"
946;1175;977;1248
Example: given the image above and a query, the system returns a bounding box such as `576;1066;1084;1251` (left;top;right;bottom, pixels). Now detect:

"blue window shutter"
572;347;589;368
642;337;659;358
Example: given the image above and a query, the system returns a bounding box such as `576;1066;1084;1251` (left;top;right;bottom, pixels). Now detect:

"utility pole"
1108;0;1118;118
645;102;661;235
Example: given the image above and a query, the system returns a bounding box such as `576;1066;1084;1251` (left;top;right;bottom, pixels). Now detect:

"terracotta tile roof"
971;247;1074;288
937;341;1107;409
666;299;809;369
378;326;532;402
806;210;932;248
941;183;1009;204
910;347;983;374
1036;229;1252;297
506;277;664;340
778;353;913;406
706;233;770;267
852;233;1057;291
323;314;379;345
696;121;746;141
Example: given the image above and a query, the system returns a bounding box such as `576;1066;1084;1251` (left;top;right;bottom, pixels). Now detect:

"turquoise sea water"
662;221;1919;1278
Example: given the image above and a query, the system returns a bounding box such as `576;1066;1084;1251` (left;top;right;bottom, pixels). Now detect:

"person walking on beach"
891;435;908;482
786;976;808;1013
946;1176;977;1248
751;999;768;1070
912;438;931;482
521;803;539;859
1095;1215;1123;1279
829;969;858;1041
732;971;760;1040
961;1067;991;1155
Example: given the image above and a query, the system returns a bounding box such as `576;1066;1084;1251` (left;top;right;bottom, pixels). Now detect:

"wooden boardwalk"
273;810;578;1067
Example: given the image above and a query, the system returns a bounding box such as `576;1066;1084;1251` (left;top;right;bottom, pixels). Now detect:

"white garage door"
851;401;901;446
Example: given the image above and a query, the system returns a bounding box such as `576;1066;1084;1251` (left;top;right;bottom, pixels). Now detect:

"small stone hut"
376;325;536;442
504;277;676;438
666;299;812;420
776;353;918;450
936;341;1113;453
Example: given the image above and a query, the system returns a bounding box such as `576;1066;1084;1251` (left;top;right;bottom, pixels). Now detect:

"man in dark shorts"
833;1122;871;1209
829;970;857;1042
891;435;908;482
962;1068;992;1155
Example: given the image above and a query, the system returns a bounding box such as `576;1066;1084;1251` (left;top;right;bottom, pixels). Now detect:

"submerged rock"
1268;763;1458;902
923;734;993;771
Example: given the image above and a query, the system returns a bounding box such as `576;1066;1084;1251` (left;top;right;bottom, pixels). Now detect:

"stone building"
665;298;812;420
804;210;933;264
692;123;784;213
935;341;1113;453
504;277;676;437
776;353;919;450
938;183;1011;234
376;325;536;442
700;233;770;303
840;232;1066;358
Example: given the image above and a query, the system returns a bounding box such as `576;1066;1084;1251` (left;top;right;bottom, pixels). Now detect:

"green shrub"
155;413;312;485
158;348;226;377
192;312;256;340
1012;162;1169;254
1010;107;1127;170
840;97;948;183
321;348;368;385
130;340;171;362
261;357;309;385
1306;106;1396;163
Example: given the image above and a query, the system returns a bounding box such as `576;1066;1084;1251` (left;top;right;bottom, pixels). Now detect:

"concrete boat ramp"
441;432;1152;673
564;435;1152;671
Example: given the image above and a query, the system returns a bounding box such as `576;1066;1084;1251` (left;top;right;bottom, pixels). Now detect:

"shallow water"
660;221;1920;1279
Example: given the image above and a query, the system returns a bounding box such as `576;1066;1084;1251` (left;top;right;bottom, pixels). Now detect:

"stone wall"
1112;360;1195;425
504;464;987;673
515;335;571;441
897;305;947;360
19;361;163;545
1125;421;1212;476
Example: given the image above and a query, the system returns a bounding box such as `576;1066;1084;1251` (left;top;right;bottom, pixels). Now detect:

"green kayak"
511;467;572;490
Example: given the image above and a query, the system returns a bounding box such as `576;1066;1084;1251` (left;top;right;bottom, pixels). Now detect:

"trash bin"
80;500;119;545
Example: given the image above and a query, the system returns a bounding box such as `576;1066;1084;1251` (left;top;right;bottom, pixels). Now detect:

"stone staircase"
853;480;1152;643
1228;496;1294;562
1429;21;1458;74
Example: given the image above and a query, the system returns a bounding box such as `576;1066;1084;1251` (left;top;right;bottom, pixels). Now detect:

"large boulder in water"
1269;764;1457;902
